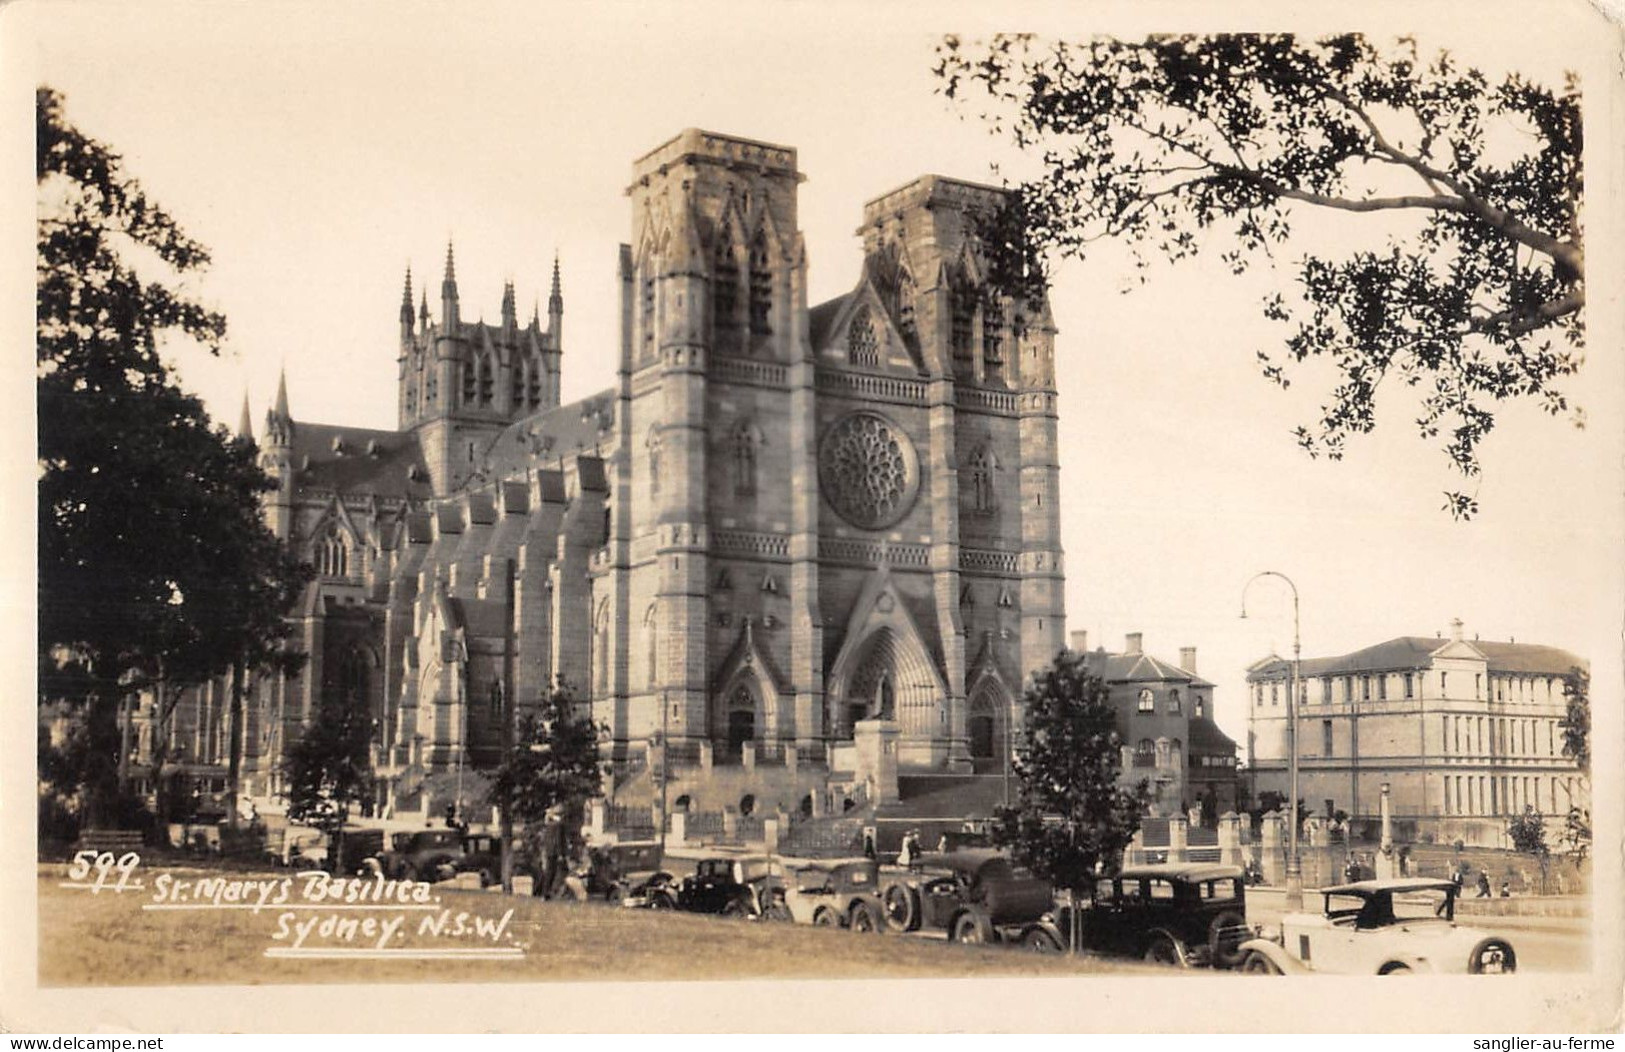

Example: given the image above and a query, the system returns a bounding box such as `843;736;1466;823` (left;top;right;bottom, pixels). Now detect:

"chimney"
1180;647;1197;674
1125;632;1143;655
1070;630;1088;653
1449;618;1464;642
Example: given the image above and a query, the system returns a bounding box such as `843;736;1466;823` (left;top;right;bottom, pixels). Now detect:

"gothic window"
526;354;543;407
315;523;349;577
982;298;1005;380
425;368;437;407
714;226;740;350
1135;738;1155;765
731;420;758;496
647;431;662;499
818;412;919;530
950;280;976;360
895;269;917;349
640;270;655;358
462;359;478;406
748;230;772;340
340;648;368;706
644;603;659;689
479;354;494;405
593;600;612;696
1137;688;1154;713
966;446;996;513
847;306;878;367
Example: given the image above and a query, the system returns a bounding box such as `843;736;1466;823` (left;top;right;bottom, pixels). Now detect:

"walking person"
1476;871;1492;898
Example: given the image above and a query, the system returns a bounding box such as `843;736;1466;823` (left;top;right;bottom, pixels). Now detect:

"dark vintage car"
773;859;887;931
373;829;467;883
881;850;1054;944
639;856;786;917
1044;863;1250;967
455;833;507;887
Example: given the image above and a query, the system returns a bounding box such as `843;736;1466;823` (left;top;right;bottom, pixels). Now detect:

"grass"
37;865;1168;986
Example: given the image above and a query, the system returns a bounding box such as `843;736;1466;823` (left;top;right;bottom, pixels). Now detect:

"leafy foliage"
281;694;373;842
1560;806;1590;864
991;649;1146;891
1505;807;1548;858
1559;665;1589;772
934;34;1583;517
36;86;309;822
486;682;604;833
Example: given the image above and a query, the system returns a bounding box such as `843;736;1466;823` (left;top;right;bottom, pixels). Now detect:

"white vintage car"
1238;878;1517;975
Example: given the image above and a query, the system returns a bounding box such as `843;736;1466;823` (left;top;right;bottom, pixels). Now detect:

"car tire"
812;907;841;928
762;899;793;923
1241;951;1282;975
605;884;625;906
882;883;920;932
1022;927;1062;954
648;890;675;910
1379;962;1414;975
1143;932;1188;967
402;864;420;884
1468;938;1516;975
951;911;995;946
848;902;884;934
721;898;749;919
1208;910;1248;969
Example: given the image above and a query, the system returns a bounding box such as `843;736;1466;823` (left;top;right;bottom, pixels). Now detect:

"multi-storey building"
149;129;1066;824
1075;631;1239;822
1245;620;1587;844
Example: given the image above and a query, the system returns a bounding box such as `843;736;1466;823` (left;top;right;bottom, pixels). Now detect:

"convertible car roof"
1318;878;1456;895
1118;863;1245;882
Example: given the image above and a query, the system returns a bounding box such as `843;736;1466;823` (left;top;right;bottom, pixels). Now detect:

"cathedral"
163;129;1066;824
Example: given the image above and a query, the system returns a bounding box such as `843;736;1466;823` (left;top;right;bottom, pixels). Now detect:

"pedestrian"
562;842;592;902
1476;871;1492;898
1499;879;1511;898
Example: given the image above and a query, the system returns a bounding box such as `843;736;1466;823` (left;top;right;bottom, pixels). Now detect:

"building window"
1322;720;1333;756
641;273;655;357
1194;696;1205;719
1475;673;1482;699
1137;688;1154;713
731;420;758;496
847;306;878;367
1361;676;1370;701
950;280;975;361
714;227;740;346
316;524;349;577
1168;689;1181;715
1321;678;1332;704
1440;671;1449;696
526;353;543;407
1270;682;1279;706
1403;672;1413;699
1376;675;1387;701
982;298;1004;380
748;230;772;339
966;446;996;513
1135;739;1155;767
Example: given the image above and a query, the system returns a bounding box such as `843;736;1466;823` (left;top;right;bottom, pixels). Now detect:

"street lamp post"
1242;570;1304;911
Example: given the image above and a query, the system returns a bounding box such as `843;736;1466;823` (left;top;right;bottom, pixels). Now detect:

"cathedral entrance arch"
827;623;945;740
966;679;1010;773
724;682;758;762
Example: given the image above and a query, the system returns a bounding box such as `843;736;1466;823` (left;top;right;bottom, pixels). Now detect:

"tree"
1559;665;1589;773
1505;806;1550;894
281;694;373;872
36;86;309;825
485;682;604;892
934;34;1583;518
1560;806;1590;866
991;649;1147;896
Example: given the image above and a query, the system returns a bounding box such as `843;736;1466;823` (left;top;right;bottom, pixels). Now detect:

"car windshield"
796;869;831;892
1392;888;1453;921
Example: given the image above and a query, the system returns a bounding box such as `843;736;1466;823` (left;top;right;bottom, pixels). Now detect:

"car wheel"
1379;962;1414;975
762;900;793;923
1208;910;1248;969
812;907;841;928
1468;938;1517;975
952;911;995;945
848;902;884;934
1022;927;1062;954
882;883;920;932
1241;951;1282;975
648;891;675;910
605;884;625;906
1143;933;1188;967
721;898;749;919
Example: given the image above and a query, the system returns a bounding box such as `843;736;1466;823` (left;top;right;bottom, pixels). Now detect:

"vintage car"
1237;878;1517;975
1036;863;1250;966
634;856;785;917
373;829;466;883
771;860;887;932
880;850;1054;944
590;841;668;903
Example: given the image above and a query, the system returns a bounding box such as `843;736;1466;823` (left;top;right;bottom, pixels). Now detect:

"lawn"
37;864;1166;986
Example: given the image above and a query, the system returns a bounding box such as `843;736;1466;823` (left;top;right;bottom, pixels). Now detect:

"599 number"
65;850;142;892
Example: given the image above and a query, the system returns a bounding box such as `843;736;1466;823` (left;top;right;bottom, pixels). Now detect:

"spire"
531;297;541;329
549;253;563;315
441;240;460;330
274;366;289;419
501;279;517;327
419;290;429;327
400;265;415;336
237;391;253;441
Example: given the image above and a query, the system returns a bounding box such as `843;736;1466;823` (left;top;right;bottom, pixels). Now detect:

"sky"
13;0;1623;755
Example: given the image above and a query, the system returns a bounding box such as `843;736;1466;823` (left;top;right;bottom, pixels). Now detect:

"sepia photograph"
5;0;1622;1034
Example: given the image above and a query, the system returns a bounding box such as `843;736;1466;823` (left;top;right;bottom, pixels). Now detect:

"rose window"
819;412;919;529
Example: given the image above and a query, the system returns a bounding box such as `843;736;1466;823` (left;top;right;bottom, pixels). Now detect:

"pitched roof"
472;388;617;484
808;294;848;350
1187;716;1237;755
289;421;431;499
1248;636;1585;679
1080;649;1215;688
